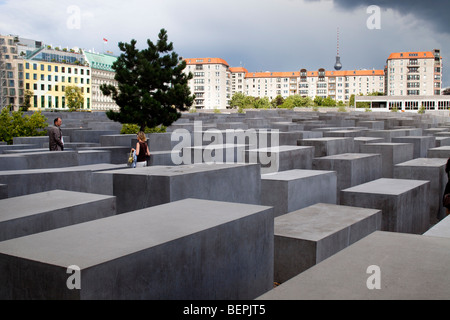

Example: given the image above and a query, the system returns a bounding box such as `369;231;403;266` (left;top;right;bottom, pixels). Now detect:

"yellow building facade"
24;60;91;110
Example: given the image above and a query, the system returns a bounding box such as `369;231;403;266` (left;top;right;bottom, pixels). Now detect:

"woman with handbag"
131;131;151;168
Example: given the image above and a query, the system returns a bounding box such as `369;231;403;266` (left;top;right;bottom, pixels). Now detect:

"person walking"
48;117;64;151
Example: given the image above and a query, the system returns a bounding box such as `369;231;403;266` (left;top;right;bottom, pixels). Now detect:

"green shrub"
0;108;48;144
120;123;167;134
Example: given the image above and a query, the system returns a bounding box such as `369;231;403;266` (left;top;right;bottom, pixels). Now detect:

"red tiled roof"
185;58;229;67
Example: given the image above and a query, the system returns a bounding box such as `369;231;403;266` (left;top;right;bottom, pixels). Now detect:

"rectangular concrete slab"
0;190;116;241
258;231;450;300
0;198;274;300
274;203;381;283
313;153;382;203
424;215;450;238
261;169;337;217
96;163;261;214
360;143;414;178
298;137;354;157
0;163;125;198
394;158;448;223
341;178;431;234
246;146;315;174
391;136;436;158
0;184;7;200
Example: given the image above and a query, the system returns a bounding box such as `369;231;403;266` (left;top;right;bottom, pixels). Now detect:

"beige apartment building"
244;69;385;102
385;49;443;96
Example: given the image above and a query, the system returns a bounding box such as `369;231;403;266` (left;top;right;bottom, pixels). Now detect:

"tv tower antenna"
334;27;342;71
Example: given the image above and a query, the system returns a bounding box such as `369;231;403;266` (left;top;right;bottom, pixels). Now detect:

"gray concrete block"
394;158;448;223
356;120;384;130
360;143;414;178
341;178;431;234
274;203;381;283
246;146;315;174
427;146;450;158
258;231;450;300
391;136;436;158
0;184;7;200
270;122;304;132
0;190;116;242
353;137;385;153
77;150;111;166
313;153;382;203
0;198;274;300
96;163;262;214
71;130;119;143
0;164;125;198
435;137;450;148
261;169;337;217
323;130;366;138
78;146;130;165
0;151;79;171
423;215;450;238
424;128;449;136
0;144;40;154
363;129;408;142
12;136;49;148
216;122;249;130
184;143;248;164
298;137;354;157
279;131;322;146
99;134;135;147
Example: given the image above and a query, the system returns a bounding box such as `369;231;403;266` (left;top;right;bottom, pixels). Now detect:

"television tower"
334;27;342;71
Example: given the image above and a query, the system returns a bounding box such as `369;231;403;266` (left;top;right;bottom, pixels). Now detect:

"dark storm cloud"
307;0;450;35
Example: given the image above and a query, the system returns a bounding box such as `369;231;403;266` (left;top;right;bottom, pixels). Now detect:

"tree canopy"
65;85;84;111
101;29;194;131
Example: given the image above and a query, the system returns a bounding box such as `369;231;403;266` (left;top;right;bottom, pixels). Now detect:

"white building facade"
385;50;443;97
185;58;231;110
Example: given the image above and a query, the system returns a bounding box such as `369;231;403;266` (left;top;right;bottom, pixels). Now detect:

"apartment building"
244;69;384;102
184;58;231;110
84;51;119;111
230;67;248;96
185;57;386;109
385;49;443;96
0;34;23;110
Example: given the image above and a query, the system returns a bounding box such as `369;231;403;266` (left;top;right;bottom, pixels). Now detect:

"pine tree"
101;29;194;131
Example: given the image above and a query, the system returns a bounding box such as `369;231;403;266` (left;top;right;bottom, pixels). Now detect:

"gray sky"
1;0;448;87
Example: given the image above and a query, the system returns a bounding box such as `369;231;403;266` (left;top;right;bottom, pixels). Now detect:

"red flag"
103;38;108;43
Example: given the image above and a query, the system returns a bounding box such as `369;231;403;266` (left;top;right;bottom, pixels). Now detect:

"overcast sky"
1;0;449;87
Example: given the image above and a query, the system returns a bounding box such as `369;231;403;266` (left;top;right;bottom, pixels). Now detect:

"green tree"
21;89;34;111
253;97;271;109
322;97;336;107
101;29;194;132
229;92;247;109
281;95;313;109
349;94;356;107
65;85;84;111
271;95;284;108
0;108;48;144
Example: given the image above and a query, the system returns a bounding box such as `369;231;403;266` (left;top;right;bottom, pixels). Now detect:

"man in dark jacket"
48;117;64;151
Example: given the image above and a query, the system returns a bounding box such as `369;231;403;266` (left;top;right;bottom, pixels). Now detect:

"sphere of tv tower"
334;56;342;70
